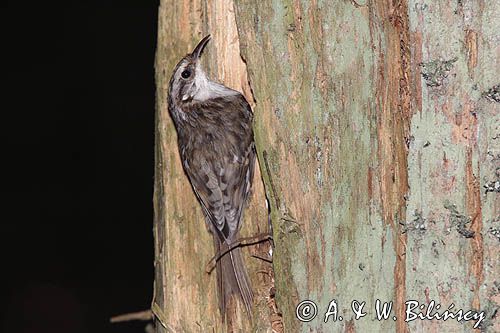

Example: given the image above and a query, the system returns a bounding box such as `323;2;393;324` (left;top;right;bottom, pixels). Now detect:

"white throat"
182;66;239;101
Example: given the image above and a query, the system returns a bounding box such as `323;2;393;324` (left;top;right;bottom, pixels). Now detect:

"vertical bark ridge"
371;1;411;332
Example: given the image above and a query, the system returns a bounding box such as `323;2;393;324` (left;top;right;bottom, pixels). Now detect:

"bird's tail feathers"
215;237;253;320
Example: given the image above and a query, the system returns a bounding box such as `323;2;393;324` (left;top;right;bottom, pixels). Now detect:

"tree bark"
154;0;499;332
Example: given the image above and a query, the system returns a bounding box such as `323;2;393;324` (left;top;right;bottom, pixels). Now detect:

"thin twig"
110;309;152;323
152;303;177;333
350;0;366;8
205;233;273;273
251;254;273;263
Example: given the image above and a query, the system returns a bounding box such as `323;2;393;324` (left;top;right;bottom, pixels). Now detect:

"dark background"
4;1;159;332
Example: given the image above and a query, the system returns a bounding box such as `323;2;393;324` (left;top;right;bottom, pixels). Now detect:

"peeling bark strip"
465;148;484;313
465;29;478;77
371;1;411;332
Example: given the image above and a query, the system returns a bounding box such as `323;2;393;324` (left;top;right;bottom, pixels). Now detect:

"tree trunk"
154;1;499;332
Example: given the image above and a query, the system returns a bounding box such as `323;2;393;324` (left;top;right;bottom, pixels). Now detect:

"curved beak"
191;34;211;60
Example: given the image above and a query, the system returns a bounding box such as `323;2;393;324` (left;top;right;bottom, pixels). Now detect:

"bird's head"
168;35;212;105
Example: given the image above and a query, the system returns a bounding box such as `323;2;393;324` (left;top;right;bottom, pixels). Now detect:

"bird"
167;35;255;319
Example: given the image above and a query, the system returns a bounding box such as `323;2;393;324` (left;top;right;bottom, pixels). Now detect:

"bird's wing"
183;95;254;242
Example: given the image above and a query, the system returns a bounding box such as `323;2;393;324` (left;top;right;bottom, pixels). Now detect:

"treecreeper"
167;35;255;320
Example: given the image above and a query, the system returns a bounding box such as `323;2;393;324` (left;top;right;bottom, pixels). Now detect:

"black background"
4;1;159;332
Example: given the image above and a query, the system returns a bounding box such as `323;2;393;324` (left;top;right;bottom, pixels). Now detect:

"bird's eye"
181;69;191;79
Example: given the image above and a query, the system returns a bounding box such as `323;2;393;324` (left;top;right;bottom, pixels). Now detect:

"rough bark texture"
154;0;499;332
